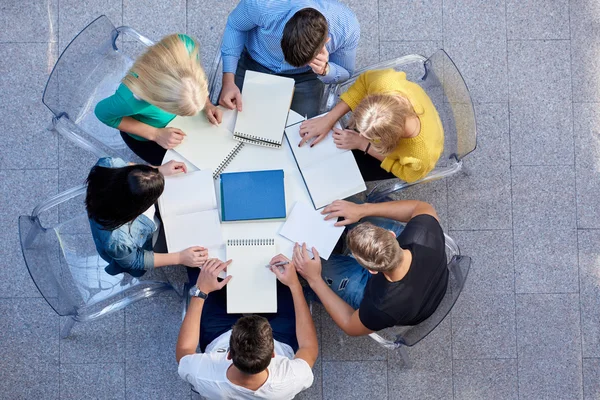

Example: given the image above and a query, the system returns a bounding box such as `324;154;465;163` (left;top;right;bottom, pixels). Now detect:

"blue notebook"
220;170;286;221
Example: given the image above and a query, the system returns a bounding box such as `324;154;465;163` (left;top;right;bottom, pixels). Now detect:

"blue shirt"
221;0;360;84
88;157;156;277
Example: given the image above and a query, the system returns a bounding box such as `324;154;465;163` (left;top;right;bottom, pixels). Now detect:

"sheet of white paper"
162;209;224;253
285;119;346;169
279;202;344;260
158;170;216;218
226;241;277;313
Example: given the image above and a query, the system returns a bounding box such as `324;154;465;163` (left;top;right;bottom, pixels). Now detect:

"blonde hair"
346;222;404;272
123;34;208;116
350;93;417;156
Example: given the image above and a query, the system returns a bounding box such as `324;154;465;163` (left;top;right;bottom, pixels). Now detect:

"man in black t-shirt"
293;199;448;335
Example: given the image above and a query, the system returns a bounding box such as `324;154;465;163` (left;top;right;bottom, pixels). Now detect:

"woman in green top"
95;34;221;165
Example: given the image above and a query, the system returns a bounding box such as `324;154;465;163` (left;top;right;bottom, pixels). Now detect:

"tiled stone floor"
1;0;599;399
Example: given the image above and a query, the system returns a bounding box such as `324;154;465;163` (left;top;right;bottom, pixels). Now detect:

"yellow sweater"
339;69;444;183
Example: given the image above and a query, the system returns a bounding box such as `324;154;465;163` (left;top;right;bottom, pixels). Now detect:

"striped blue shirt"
221;0;360;84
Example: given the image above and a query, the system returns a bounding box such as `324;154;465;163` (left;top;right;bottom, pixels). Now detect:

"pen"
265;261;289;268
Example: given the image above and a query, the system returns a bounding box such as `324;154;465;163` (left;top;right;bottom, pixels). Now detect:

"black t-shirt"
358;214;448;331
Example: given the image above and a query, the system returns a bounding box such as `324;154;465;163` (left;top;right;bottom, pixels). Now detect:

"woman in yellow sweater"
298;69;444;183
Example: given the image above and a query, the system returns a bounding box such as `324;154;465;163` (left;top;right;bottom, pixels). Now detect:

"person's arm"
380;156;429;184
322;199;439;227
154;247;207;268
220;0;260;75
176;259;232;363
318;21;360;84
298;101;351;147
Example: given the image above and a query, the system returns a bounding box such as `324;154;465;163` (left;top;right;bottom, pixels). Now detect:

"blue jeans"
234;50;324;118
309;217;405;309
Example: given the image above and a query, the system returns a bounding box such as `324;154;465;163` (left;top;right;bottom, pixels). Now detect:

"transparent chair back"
42;15;154;160
320;49;477;201
19;185;172;337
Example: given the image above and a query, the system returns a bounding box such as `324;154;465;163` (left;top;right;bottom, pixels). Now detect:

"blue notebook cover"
220;170;286;221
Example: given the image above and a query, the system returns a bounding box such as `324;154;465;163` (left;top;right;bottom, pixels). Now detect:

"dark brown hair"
229;315;274;374
281;8;328;67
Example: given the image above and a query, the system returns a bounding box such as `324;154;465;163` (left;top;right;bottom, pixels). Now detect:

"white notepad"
234;71;295;148
226;239;277;313
170;108;243;179
285;115;366;209
279;202;345;260
157;170;224;258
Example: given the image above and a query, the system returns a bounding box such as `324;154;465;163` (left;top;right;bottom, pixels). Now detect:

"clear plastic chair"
42;15;154;161
206;42;224;106
320;49;477;202
18;184;174;338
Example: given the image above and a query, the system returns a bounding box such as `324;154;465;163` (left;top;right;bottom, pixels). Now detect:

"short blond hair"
346;222;404;272
350;93;417;155
123;34;208;116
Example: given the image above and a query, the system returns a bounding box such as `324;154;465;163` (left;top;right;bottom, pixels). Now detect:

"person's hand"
269;254;300;289
321;200;366;227
218;76;243;111
298;115;335;147
154;127;186;149
203;101;223;125
292;243;322;286
178;246;208;267
158;160;187;176
332;127;368;151
196;258;232;294
308;39;330;76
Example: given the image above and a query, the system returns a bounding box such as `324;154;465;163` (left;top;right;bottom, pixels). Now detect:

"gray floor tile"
123;0;186;42
60;362;125;400
321;313;387;361
452;292;517;359
60;312;125;363
126;358;190;400
574;103;600;228
58;136;100;172
125;293;182;361
506;0;570;39
355;39;381;71
518;357;583;400
578;230;600;357
448;230;514;295
516;293;581;361
58;0;122;50
0;232;42;298
58;167;90;223
296;357;323;400
443;39;508;103
453;359;518;400
0;0;58;42
514;228;579;294
511;165;576;230
584;358;600;400
0;360;59;400
571;33;600;103
447;167;512;231
394;179;448;231
379;0;442;41
443;0;506;41
508;40;572;104
0;298;59;364
380;41;442;60
388;317;452;368
510;101;574;166
465;103;510;170
342;0;379;44
323;361;387;400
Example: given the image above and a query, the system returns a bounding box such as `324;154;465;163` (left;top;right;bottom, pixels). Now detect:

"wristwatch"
189;285;208;300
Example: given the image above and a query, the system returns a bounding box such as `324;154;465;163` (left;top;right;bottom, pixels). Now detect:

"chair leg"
61;317;76;339
398;345;412;369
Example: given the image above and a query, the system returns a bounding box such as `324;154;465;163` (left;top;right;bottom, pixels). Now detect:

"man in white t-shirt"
176;257;318;399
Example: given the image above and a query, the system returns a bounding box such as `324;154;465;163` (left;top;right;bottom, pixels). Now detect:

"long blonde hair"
350;93;417;155
123;34;208;116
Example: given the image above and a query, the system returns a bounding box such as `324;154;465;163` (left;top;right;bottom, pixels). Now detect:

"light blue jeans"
308;217;405;309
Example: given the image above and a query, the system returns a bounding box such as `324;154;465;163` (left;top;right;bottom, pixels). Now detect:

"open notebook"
226;238;277;313
233;71;295;148
285;115;366;209
170;108;243;179
157;170;224;258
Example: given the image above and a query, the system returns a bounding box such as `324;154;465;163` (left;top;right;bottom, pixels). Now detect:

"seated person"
298;69;444;183
177;257;317;399
86;157;208;277
95;34;220;166
293;199;448;335
218;0;360;118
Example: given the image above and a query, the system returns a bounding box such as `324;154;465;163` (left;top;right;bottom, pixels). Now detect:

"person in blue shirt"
86;157;208;277
218;0;360;118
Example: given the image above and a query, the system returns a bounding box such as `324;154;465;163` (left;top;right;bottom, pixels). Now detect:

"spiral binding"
234;132;282;148
213;142;245;179
227;238;276;246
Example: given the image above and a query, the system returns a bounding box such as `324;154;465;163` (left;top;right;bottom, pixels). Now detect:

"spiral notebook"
233;71;295;148
226;238;277;313
170;108;244;179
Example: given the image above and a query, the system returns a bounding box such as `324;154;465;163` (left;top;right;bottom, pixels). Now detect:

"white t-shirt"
178;330;314;399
